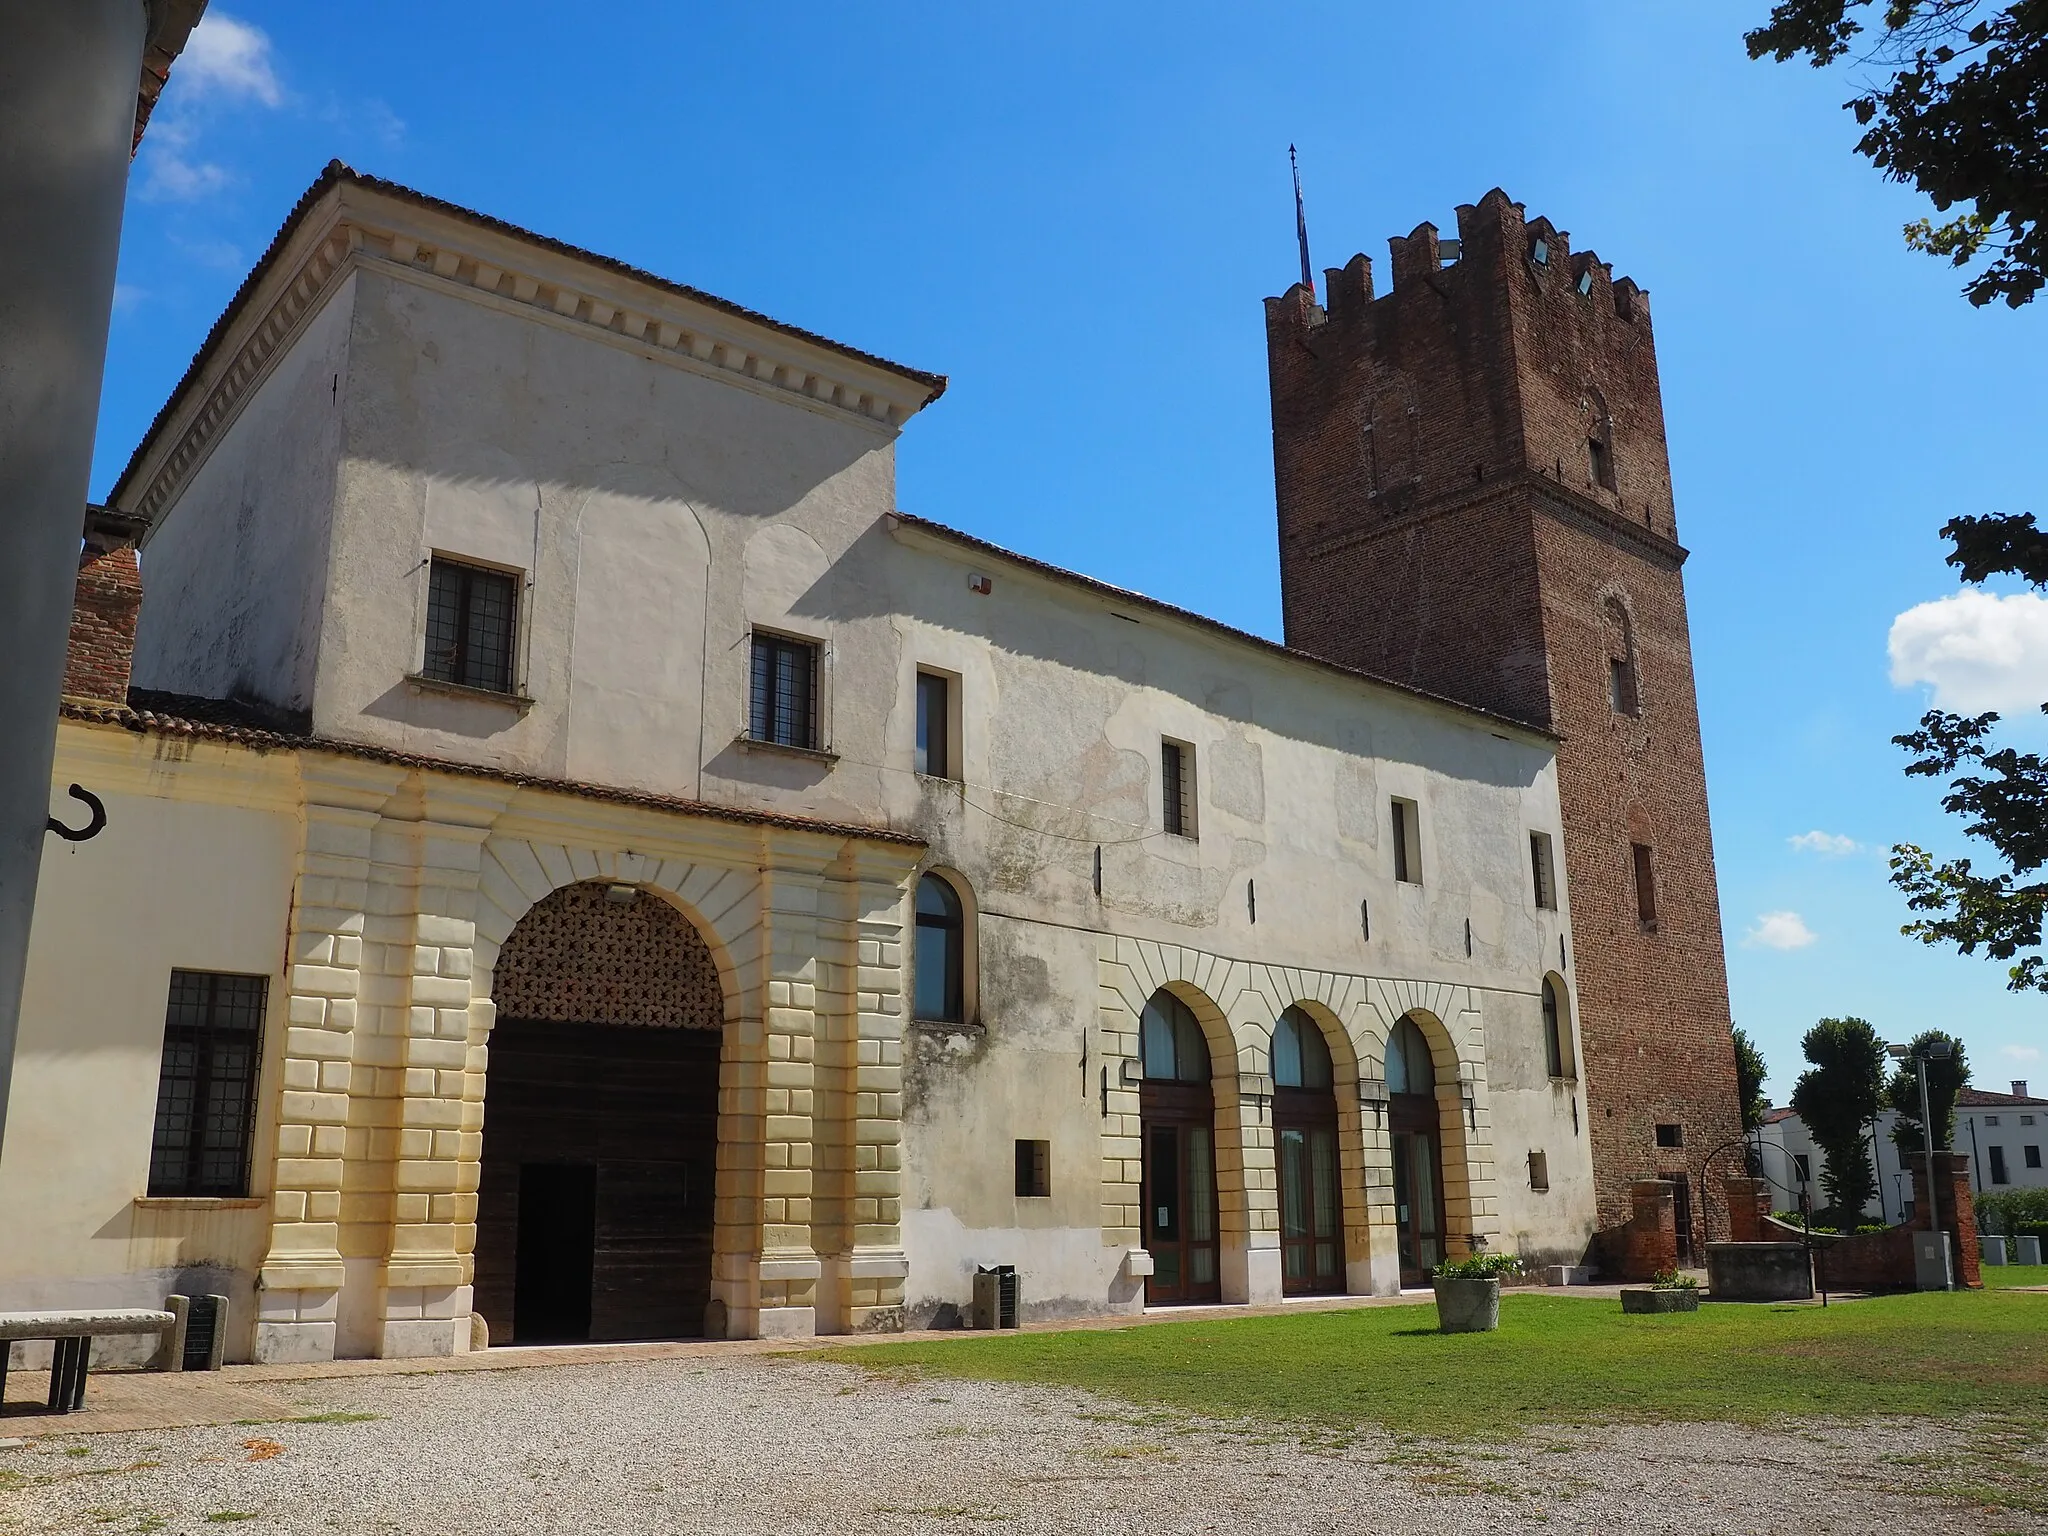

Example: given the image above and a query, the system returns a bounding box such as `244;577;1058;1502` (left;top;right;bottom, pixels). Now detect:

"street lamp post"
1888;1037;1956;1290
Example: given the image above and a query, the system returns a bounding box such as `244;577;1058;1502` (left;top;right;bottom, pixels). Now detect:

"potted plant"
1432;1252;1521;1333
1620;1268;1701;1314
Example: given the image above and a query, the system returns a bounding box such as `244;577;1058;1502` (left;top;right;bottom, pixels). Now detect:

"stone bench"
0;1304;186;1414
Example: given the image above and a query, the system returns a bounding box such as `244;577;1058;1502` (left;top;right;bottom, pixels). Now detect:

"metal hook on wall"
46;784;107;843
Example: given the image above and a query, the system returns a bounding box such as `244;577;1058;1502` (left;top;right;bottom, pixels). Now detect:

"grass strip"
821;1283;2048;1441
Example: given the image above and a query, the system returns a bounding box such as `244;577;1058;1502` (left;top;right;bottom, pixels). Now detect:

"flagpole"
1289;144;1314;296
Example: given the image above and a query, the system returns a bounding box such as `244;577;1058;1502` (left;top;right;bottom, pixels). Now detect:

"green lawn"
823;1276;2048;1441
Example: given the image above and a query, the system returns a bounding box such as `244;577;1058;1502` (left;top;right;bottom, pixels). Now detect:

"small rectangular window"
423;557;518;693
1530;831;1556;910
1588;435;1615;491
1655;1122;1683;1149
1985;1115;2000;1127
2026;1145;2042;1169
1793;1152;1811;1183
915;671;952;778
749;632;820;749
1609;656;1640;716
1632;843;1658;928
1014;1139;1050;1198
1527;1149;1549;1193
1161;739;1195;839
1391;798;1421;884
2023;1114;2037;1126
1989;1145;2010;1185
149;970;267;1198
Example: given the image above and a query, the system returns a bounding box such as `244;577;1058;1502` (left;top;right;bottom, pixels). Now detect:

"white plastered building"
2;165;1596;1362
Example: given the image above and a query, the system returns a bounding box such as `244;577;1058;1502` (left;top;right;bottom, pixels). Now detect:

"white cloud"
1744;911;1817;950
176;14;283;107
1889;588;2048;714
1789;830;1860;857
137;15;282;205
141;151;232;203
2000;1043;2043;1064
111;284;144;315
172;235;244;272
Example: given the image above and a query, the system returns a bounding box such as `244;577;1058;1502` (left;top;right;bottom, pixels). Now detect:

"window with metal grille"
915;671;951;778
1530;831;1556;910
1015;1139;1050;1197
1632;843;1658;928
749;632;819;749
148;971;267;1198
1161;739;1195;838
423;558;518;693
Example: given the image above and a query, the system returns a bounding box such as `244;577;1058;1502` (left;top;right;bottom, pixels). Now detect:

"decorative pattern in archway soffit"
494;881;723;1030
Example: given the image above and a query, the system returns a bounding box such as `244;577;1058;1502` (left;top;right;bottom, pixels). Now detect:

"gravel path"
1;1355;2039;1535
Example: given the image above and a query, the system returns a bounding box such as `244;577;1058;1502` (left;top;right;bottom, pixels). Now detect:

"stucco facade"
3;166;1600;1362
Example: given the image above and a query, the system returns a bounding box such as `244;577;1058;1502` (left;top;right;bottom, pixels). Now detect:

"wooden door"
475;1018;720;1343
1140;1081;1219;1305
1389;1092;1446;1288
1276;1089;1342;1294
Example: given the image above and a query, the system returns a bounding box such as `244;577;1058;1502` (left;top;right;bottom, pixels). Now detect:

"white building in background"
1755;1080;2048;1225
1;165;1599;1364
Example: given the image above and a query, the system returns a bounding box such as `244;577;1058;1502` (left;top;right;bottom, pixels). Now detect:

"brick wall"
1266;190;1742;1235
64;516;145;705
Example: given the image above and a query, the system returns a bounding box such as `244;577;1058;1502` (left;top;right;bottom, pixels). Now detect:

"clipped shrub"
1433;1252;1523;1281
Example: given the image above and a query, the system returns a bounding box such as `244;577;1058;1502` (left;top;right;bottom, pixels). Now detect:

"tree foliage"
1733;1026;1772;1132
1891;513;2048;992
1885;1028;1973;1152
1746;0;2048;307
1789;1016;1888;1218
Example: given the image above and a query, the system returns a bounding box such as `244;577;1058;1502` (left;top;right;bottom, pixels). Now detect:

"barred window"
749;632;819;749
423;558;518;693
1161;739;1195;838
148;971;267;1198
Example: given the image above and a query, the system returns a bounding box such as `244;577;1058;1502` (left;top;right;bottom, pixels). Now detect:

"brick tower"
1265;188;1740;1242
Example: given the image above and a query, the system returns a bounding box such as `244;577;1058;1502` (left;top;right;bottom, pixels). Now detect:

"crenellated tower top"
1265;188;1676;574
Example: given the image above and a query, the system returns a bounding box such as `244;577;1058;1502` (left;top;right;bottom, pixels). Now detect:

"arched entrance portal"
1386;1013;1447;1287
1139;989;1220;1305
474;882;725;1343
1272;1007;1341;1295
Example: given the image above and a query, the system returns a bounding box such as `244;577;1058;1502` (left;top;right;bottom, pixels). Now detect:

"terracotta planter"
1432;1276;1501;1333
1620;1287;1700;1314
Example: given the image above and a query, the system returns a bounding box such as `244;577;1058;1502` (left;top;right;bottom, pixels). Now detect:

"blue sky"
99;3;2046;1099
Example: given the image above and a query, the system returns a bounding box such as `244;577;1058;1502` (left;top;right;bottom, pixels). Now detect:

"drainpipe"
0;1;195;1154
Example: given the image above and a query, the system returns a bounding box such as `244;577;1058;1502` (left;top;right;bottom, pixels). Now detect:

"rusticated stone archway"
475;881;728;1343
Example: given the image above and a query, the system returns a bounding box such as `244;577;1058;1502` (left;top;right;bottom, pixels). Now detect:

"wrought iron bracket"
45;784;106;843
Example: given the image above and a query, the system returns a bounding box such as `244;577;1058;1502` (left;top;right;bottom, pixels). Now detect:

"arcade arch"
474;879;728;1343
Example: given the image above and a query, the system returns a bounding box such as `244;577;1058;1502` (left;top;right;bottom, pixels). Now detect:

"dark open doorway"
514;1163;596;1341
